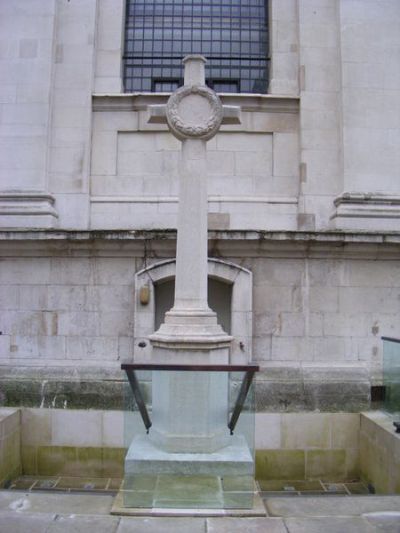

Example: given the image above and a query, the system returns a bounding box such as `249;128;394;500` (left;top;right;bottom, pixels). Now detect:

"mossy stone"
37;446;77;476
306;449;346;481
21;445;37;475
256;450;305;481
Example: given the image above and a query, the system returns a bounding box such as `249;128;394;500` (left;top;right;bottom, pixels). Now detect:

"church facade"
0;0;400;416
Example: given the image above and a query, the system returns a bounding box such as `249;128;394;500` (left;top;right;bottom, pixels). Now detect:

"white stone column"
174;138;208;312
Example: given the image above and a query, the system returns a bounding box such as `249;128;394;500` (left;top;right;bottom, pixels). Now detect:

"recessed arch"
133;258;253;364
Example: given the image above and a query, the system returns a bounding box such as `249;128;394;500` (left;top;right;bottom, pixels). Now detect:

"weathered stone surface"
207;517;287;532
265;496;400;518
0;512;57;533
117;517;205;532
283;516;376;533
0;491;114;515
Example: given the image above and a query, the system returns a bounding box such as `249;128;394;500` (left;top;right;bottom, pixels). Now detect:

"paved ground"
0;491;400;532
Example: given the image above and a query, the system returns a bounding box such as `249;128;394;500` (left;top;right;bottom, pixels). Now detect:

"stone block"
93;111;137;132
37;445;77;476
271;338;314;362
207;151;235;176
57;311;100;337
3;102;49;127
255;413;281;449
51;409;102;447
216;132;271;152
102;447;125;477
96;0;125;48
21;444;37;475
339;287;400;314
309;287;339;312
92;258;134;286
95;49;122;77
118;150;164;176
272;21;298;53
125;434;253;476
305;449;346;481
323;313;368;337
65;336;118;360
284;517;376;533
278;313;305;338
21;408;51;446
47;286;86;311
50;258;91;286
273;133;298;177
281;413;331;450
102;411;124;448
91;131;117;176
270;51;299;83
256;450;305;480
99;311;133;337
0;258;51;285
300;22;338;48
331;414;360;449
253;286;293;314
118;517;206;532
236;149;273;177
18;285;48;310
86;286;133;312
0;286;19;310
55;192;89;230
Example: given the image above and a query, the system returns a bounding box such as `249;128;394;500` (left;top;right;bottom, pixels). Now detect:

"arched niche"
133;258;252;364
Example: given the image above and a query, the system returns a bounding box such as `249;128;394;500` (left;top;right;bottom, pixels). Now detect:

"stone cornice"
0;228;399;242
92;93;300;114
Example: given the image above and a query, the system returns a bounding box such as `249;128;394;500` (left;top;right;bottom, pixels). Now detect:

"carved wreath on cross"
166;84;223;141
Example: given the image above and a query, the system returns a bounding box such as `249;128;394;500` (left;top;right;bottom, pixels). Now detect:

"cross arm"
147;104;167;124
222;105;241;125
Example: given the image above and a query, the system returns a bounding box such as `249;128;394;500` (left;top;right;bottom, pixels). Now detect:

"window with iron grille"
123;0;269;94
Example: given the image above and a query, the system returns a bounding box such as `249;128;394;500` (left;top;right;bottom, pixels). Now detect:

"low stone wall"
0;409;21;486
360;411;400;493
21;408;125;478
255;413;360;482
2;408;400;492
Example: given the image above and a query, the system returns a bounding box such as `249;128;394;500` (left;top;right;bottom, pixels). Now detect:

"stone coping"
1;228;400;242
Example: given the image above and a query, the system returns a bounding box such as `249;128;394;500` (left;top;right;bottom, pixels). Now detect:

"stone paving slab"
0;512;57;533
283;516;377;533
0;491;114;515
363;511;400;533
1;491;400;533
0;512;120;533
265;495;400;518
207;517;287;532
117;517;206;532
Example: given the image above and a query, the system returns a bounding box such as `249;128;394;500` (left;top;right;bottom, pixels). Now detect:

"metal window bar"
121;363;259;434
123;0;269;93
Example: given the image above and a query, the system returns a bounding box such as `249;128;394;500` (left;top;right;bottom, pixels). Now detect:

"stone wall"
360;412;400;494
2;0;400;232
0;409;21;486
0;1;400;410
0;231;399;409
256;413;359;482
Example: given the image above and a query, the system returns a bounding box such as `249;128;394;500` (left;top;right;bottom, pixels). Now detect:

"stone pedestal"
124;434;254;509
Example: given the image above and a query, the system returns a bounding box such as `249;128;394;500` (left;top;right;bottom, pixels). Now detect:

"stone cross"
148;55;241;363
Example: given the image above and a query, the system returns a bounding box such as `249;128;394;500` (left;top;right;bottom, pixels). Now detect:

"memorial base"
123;434;254;509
